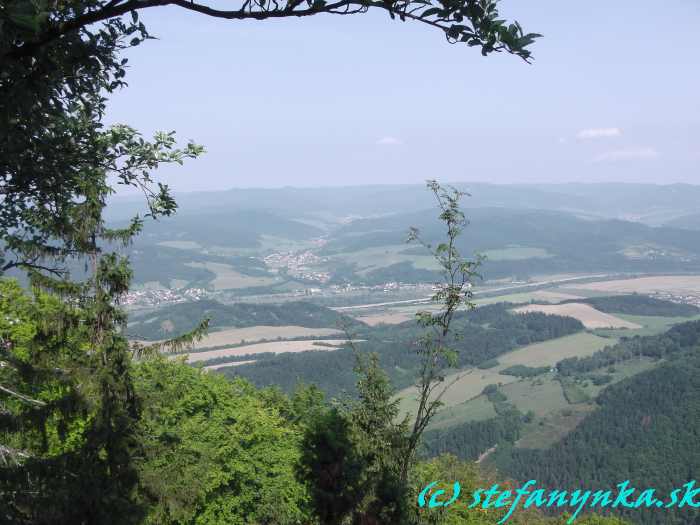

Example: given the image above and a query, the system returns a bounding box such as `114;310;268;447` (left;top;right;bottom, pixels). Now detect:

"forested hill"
130;209;323;249
496;326;700;525
320;208;700;282
127;300;359;340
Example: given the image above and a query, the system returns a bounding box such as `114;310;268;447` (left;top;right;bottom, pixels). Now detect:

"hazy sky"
106;0;700;192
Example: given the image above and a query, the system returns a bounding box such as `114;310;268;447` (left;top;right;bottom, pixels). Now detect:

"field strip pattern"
578;275;700;294
185;338;359;363
513;303;642;329
397;332;613;416
204;360;257;370
190;325;343;349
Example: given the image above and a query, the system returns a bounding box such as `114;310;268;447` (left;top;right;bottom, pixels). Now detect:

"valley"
6;3;699;522
115;184;700;525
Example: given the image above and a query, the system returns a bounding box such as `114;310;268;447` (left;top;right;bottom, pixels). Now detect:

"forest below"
419;320;700;525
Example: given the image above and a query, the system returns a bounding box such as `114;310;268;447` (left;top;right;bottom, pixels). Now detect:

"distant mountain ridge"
131;209;323;249
107;182;700;226
99;184;700;289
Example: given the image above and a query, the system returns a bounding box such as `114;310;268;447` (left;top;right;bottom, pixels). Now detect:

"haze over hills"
6;0;700;522
101;183;700;525
665;212;700;230
108;182;700;226
101;184;700;294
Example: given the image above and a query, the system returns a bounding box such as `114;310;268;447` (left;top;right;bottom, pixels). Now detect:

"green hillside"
419;321;700;524
499;344;700;525
127;299;360;340
126;209;324;249
319;208;700;282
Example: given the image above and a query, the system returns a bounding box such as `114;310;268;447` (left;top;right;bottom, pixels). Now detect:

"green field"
498;332;614;368
397;332;614;419
560;379;591;404
516;404;595;449
566;356;660;400
447;357;656;423
500;375;568;416
593;313;700;337
185;262;278;290
473;291;546;306
481;246;553;261
330;245;440;275
439;355;663;449
427;395;498;430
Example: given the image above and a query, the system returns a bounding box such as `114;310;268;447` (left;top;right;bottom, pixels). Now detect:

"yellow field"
533;290;583;301
578;275;700;294
353;312;415;326
204;359;257;370
185;261;277;289
513;303;641;329
474;289;583;306
185;338;353;363
191;325;342;349
157;240;202;250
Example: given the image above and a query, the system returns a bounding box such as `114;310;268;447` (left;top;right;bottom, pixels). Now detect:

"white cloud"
376;136;402;146
576;127;622;140
593;147;660;163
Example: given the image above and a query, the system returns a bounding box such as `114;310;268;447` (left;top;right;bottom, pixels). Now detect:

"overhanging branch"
4;0;540;62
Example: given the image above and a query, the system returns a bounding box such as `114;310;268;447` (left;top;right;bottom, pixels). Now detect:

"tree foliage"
133;358;311;524
1;0;633;523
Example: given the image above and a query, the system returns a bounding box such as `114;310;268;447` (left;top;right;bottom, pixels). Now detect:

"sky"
106;0;700;192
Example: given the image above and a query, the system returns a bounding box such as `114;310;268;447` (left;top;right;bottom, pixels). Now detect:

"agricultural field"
427;395;498;430
498;332;614;368
204;360;257;370
184;338;353;364
397;366;520;418
185;261;278;290
577;275;700;294
157;240;203;250
515;404;596;449
190;325;343;349
593;313;700;337
512;303;641;329
433;355;661;450
328;245;440;275
473;289;582;306
352;312;416;326
501;375;568;416
481;246;553;261
396;332;614;418
345;286;584;324
345;303;442;325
